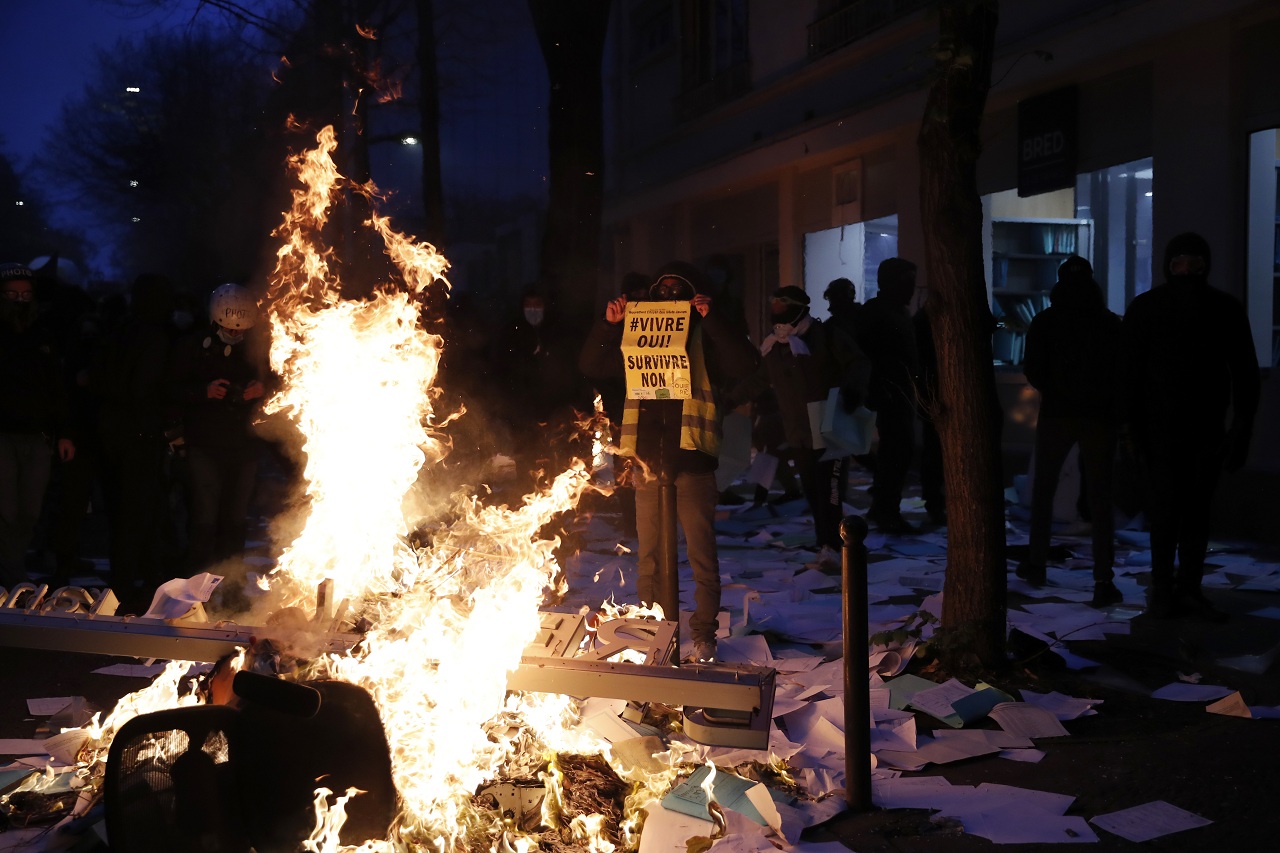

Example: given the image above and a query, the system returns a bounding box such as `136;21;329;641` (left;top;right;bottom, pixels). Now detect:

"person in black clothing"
0;264;75;588
856;258;921;534
824;277;861;332
168;283;269;574
1016;256;1124;608
1123;232;1260;620
760;286;868;559
94;274;179;604
579;262;759;663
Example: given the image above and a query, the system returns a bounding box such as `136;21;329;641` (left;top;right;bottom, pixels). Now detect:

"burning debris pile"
0;127;789;853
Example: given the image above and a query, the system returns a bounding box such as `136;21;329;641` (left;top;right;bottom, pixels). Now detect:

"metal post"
841;514;872;811
656;468;680;648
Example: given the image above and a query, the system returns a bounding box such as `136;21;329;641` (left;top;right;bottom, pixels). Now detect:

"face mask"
524;307;545;326
0;301;37;330
216;326;243;346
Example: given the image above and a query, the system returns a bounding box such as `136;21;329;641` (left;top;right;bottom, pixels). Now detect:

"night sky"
3;0;550;278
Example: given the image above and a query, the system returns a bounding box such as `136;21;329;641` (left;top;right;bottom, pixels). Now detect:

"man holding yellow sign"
579;262;759;663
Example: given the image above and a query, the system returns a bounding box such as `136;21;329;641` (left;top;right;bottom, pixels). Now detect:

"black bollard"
841;514;872;811
656;468;680;648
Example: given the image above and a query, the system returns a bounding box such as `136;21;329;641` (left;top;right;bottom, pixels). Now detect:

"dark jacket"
1122;278;1260;448
0;318;68;437
579;304;759;474
855;295;919;412
1023;276;1123;421
167;328;268;451
762;319;869;450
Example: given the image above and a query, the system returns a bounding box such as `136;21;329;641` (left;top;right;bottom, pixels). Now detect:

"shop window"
801;215;898;320
675;0;750;118
1246;128;1279;367
630;0;675;67
1075;158;1153;313
986;157;1152;366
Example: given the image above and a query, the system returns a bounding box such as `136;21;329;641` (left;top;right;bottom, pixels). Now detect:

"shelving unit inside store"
991;217;1093;365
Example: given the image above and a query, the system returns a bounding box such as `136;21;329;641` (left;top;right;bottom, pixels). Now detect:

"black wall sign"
1017;86;1078;198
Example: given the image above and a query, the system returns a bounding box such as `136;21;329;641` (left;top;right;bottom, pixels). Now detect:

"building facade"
600;0;1280;487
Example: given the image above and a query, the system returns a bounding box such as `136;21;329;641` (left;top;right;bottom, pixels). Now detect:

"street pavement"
2;457;1280;850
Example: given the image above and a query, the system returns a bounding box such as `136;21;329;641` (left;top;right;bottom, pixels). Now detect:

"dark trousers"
186;446;259;572
1142;438;1221;593
919;415;944;514
1027;417;1117;581
101;430;172;591
0;432;52;586
794;448;847;550
871;403;915;517
634;470;721;645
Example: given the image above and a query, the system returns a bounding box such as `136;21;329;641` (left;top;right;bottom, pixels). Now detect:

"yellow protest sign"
621;301;692;399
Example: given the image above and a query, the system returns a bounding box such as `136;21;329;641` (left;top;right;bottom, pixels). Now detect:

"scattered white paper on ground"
144;572;224;620
0;739;47;756
1151;682;1235;702
962;805;1098;844
988;702;1071;739
908;678;975;721
26;697;80;716
42;729;89;764
639;803;712;853
1205;692;1251;718
580;698;643;744
92;663;169;678
1090;800;1212;842
1019;689;1102;720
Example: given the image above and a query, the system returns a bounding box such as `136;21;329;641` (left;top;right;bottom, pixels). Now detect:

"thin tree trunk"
527;0;610;333
918;0;1005;668
414;0;447;246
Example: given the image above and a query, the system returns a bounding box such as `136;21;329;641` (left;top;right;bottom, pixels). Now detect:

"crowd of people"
0;229;1262;636
1016;233;1260;618
0;264;269;613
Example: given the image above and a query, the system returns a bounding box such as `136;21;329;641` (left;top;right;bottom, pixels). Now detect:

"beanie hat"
1163;231;1211;280
1056;254;1093;284
649;260;707;301
770;286;810;325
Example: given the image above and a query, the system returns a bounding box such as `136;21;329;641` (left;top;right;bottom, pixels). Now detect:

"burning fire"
62;126;694;852
261;125;621;849
17;123;746;853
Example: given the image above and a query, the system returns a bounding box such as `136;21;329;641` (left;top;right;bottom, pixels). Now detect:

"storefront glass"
801;214;898;320
987;157;1152;365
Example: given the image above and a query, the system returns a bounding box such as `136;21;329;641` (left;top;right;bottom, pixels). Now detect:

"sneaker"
1089;580;1123;608
1176;589;1229;623
1015;562;1046;587
692;640;718;663
807;545;841;570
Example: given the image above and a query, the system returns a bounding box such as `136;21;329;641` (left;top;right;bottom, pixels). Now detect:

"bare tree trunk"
527;0;610;333
413;0;447;246
918;0;1005;668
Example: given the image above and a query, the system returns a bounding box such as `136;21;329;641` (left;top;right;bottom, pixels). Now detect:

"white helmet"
209;283;257;330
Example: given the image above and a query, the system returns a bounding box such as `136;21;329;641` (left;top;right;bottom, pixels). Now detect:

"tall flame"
259;127;608;849
64;126;695;853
